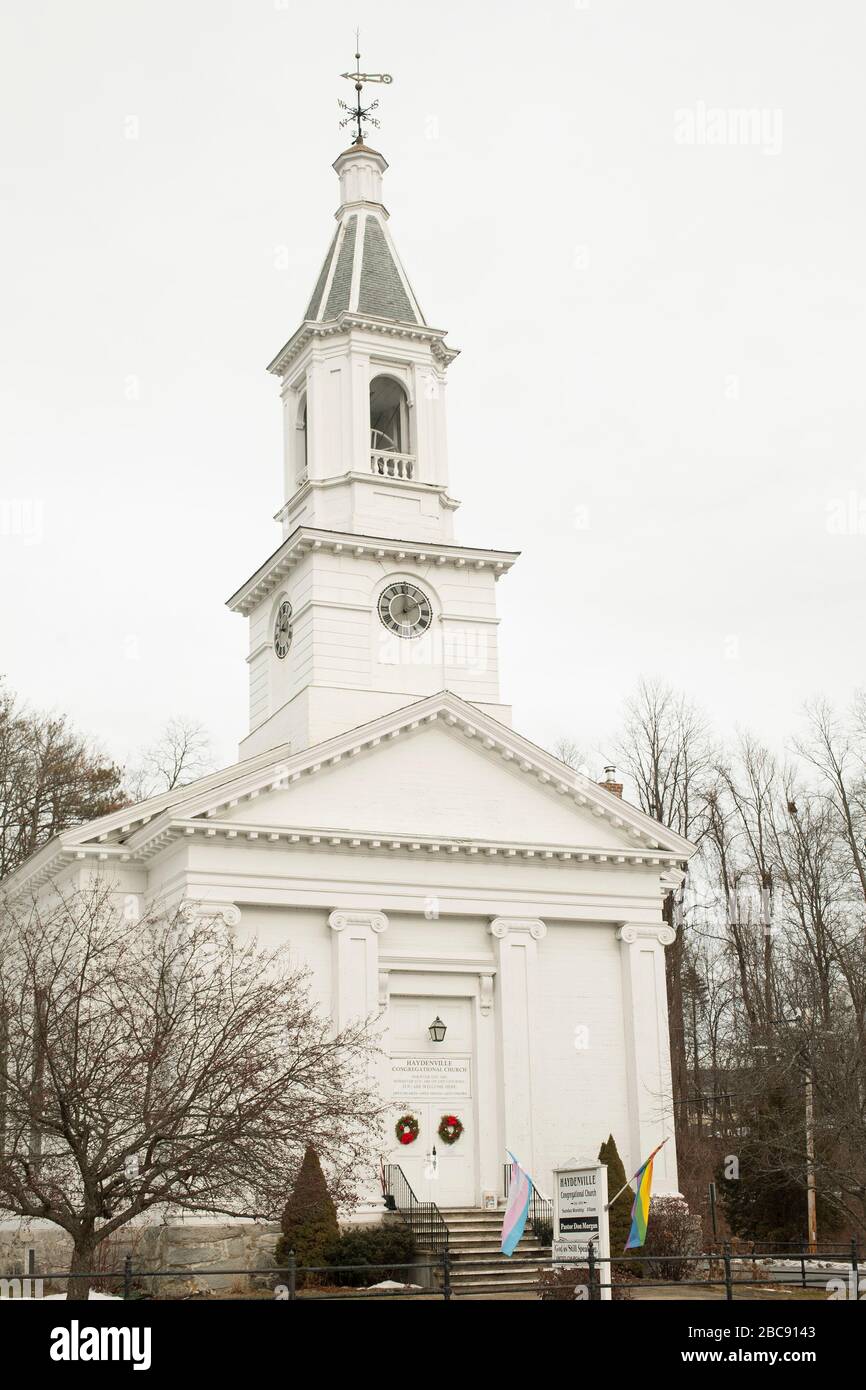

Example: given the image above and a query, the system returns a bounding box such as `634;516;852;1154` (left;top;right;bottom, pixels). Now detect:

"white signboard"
553;1163;611;1300
551;1238;588;1267
390;1054;471;1099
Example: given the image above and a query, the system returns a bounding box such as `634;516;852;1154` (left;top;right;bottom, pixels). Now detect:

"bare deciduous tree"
0;886;383;1297
616;678;713;1148
539;681;866;1238
550;736;593;775
124;717;214;801
0;682;127;880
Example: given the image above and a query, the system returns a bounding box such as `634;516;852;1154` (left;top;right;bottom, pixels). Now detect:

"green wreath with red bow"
395;1113;420;1146
437;1113;464;1146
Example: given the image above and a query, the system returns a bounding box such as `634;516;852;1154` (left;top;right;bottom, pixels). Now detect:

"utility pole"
804;1065;817;1253
754;1009;825;1255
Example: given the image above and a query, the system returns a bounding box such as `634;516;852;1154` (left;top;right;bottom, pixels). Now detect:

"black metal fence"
5;1239;861;1301
4;1253;456;1301
4;1237;861;1301
578;1238;862;1301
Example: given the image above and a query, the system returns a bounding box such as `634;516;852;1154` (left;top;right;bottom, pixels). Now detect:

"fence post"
587;1240;597;1302
123;1254;132;1302
287;1249;297;1302
723;1242;733;1302
442;1247;452;1302
800;1241;806;1291
851;1238;859;1302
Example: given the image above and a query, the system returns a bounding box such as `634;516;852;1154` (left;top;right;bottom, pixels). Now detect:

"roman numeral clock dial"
273;600;293;659
378;582;432;639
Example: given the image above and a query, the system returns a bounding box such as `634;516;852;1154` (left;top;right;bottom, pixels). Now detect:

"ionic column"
488;917;547;1176
617;923;679;1192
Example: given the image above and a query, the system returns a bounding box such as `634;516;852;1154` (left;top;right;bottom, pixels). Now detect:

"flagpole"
603;1138;668;1210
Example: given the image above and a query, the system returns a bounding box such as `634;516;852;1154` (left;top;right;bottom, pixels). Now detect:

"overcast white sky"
1;0;864;774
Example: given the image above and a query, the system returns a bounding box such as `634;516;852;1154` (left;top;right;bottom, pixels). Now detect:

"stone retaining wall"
0;1218;281;1293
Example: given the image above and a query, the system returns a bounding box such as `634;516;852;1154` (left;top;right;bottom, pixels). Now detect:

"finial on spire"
338;33;393;145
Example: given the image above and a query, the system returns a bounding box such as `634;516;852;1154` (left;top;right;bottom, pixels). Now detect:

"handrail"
383;1163;449;1252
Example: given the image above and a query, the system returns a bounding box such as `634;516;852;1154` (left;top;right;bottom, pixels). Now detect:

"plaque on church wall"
390;1054;471;1098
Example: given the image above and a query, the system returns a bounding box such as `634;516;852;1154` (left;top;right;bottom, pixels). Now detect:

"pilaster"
488;917;547;1176
617;923;679;1192
327;909;388;1029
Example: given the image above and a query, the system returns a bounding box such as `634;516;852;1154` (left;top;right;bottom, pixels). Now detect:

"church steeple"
302;146;425;328
228;100;516;758
267;138;459;545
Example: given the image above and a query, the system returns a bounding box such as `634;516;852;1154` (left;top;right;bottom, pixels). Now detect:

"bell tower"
228;62;518;757
270;141;460;546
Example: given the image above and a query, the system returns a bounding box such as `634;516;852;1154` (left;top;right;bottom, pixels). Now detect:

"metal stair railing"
383;1163;450;1252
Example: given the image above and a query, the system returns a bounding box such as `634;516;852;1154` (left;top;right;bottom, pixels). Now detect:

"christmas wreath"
437;1114;464;1146
395;1113;420;1146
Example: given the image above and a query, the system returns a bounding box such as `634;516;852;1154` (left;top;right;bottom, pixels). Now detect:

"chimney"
598;764;623;799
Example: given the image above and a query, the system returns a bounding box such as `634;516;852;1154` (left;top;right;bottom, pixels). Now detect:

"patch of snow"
771;1259;842;1271
42;1291;122;1300
367;1279;422;1291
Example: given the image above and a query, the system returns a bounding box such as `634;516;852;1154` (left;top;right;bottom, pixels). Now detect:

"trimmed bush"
641;1194;701;1281
598;1134;633;1261
274;1145;339;1286
538;1263;636;1301
324;1220;416;1287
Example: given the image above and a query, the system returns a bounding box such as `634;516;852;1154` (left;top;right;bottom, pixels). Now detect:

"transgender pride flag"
500;1151;532;1256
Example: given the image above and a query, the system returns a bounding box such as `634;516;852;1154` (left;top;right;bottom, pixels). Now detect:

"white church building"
5;135;692;1218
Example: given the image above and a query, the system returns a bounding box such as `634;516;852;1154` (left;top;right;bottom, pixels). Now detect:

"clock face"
378;582;433;639
273;600;293;659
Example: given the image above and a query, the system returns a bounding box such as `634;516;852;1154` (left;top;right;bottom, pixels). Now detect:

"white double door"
388;995;475;1208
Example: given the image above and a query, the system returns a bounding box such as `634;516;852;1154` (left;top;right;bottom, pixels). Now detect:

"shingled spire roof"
302;144;426;327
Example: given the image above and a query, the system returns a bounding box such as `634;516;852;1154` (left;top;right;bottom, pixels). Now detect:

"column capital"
179;899;241;929
328;910;388;934
617;923;676;947
488;917;547;941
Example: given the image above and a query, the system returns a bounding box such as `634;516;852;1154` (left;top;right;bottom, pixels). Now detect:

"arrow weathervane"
338;34;393;145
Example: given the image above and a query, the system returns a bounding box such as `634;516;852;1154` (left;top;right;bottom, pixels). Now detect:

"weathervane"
338;32;393;145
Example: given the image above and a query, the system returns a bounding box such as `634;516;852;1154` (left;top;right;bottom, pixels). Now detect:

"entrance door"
388;996;475;1208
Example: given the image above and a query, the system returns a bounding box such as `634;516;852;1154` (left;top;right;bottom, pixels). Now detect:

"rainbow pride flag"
625;1140;667;1250
500;1151;532;1256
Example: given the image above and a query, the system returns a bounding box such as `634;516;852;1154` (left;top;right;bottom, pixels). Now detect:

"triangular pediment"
170;692;693;860
5;694;693;893
214;721;640;849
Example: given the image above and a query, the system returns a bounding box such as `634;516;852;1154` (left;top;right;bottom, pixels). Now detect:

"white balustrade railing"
370;450;416;480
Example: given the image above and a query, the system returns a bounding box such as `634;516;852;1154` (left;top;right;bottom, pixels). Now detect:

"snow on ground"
367;1280;422;1291
42;1291;121;1300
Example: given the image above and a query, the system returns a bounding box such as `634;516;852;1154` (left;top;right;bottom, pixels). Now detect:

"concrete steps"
432;1207;548;1297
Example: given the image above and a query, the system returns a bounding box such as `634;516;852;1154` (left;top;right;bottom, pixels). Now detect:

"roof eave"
225;527;520;615
267;314;459;378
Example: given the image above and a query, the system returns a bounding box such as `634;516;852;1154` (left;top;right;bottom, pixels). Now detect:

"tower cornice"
226;525;520;617
267;312;459;378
